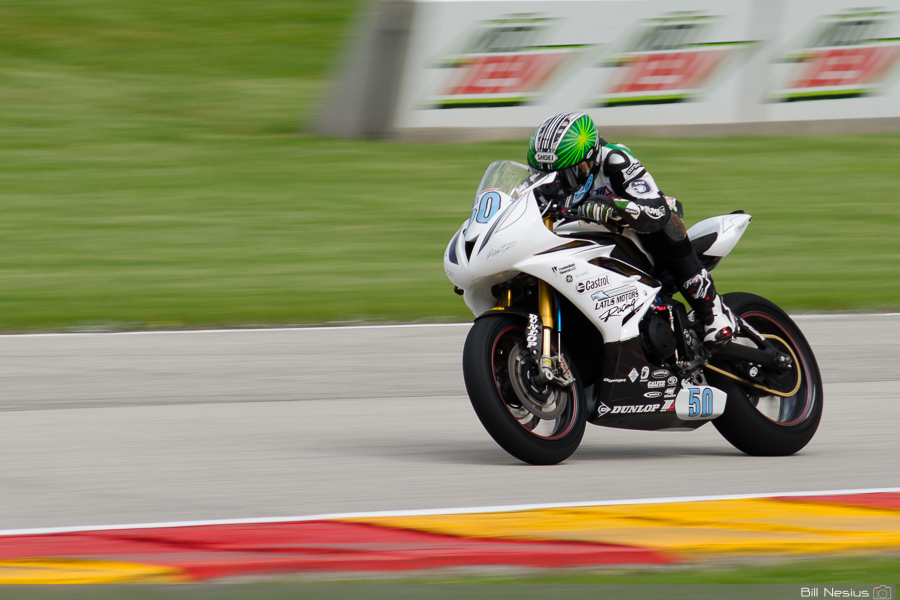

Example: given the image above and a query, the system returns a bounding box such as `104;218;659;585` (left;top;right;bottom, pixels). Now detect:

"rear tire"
463;313;586;465
708;292;823;456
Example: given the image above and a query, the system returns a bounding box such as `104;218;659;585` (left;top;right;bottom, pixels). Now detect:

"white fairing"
444;161;749;345
687;213;752;258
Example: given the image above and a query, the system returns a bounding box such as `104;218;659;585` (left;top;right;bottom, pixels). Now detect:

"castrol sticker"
575;275;610;294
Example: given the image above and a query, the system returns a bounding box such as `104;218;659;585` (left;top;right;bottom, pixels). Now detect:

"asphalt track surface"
0;315;897;531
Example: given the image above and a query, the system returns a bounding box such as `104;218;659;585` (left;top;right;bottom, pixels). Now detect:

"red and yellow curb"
347;494;900;559
1;491;898;584
0;559;183;584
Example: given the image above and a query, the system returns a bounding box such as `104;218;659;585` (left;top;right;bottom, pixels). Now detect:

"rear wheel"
708;292;823;456
463;313;586;465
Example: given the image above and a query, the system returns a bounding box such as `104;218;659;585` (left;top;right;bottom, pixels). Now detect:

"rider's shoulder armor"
598;143;662;201
602;143;641;176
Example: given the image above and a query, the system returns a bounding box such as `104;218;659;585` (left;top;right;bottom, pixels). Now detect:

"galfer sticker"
526;314;541;352
674;386;727;420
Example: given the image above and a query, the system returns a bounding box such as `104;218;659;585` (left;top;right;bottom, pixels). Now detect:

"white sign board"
321;0;900;137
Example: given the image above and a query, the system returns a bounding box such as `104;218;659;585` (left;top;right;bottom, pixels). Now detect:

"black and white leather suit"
566;139;718;324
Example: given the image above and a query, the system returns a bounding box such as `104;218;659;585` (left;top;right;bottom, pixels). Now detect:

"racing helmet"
527;112;600;200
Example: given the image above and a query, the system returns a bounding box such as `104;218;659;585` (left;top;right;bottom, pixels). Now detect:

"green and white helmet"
527;112;600;199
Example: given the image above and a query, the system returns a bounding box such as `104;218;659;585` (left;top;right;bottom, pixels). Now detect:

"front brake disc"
507;343;567;419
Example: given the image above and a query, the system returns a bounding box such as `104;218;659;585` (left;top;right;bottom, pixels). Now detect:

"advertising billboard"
320;0;900;138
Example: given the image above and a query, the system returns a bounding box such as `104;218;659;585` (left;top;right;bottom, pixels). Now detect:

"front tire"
708;292;823;456
463;313;586;465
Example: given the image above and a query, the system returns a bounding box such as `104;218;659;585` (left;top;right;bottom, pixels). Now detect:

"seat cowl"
687;213;753;259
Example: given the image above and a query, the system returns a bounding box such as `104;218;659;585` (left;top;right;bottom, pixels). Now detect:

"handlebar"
540;193;620;223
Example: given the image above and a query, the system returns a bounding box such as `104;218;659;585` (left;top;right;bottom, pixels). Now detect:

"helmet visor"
559;160;594;195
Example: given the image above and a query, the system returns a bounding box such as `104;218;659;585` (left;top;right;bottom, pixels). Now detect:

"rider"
527;111;737;348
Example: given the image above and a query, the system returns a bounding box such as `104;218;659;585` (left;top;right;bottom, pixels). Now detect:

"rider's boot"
642;216;738;348
681;268;738;348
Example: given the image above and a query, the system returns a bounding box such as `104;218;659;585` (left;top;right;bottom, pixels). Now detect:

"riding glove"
576;196;621;223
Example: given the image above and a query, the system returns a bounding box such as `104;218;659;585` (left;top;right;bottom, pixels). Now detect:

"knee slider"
662;213;688;243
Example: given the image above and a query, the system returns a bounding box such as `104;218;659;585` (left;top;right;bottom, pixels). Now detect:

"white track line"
1;313;898;338
2;486;898;538
791;313;900;319
0;323;473;338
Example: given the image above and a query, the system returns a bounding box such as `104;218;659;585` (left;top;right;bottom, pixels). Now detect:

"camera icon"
874;585;892;600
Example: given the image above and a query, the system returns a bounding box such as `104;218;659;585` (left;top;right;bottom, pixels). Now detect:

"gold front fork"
538;280;554;356
539;216;555;361
535;215;574;386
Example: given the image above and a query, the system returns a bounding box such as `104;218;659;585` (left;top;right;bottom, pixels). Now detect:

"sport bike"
443;160;822;465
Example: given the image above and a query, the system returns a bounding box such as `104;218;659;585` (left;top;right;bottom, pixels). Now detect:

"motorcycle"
443;160;822;465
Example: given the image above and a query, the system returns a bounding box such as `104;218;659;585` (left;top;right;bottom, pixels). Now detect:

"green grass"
0;556;897;597
0;1;899;332
389;555;900;584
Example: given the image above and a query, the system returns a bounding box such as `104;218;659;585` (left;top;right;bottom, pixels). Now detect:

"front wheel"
463;313;586;465
708;292;823;456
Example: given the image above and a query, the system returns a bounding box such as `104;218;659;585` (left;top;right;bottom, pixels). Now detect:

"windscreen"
476;161;537;197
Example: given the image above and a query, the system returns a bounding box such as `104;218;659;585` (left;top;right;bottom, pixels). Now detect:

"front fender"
474;306;533;323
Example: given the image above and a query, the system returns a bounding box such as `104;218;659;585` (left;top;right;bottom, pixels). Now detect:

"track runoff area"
0;487;899;583
1;316;899;583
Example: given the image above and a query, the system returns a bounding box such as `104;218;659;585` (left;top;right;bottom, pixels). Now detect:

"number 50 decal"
675;385;727;420
473;191;502;223
688;387;714;418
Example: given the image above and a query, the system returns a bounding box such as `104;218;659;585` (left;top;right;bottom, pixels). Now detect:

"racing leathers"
566;140;737;347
